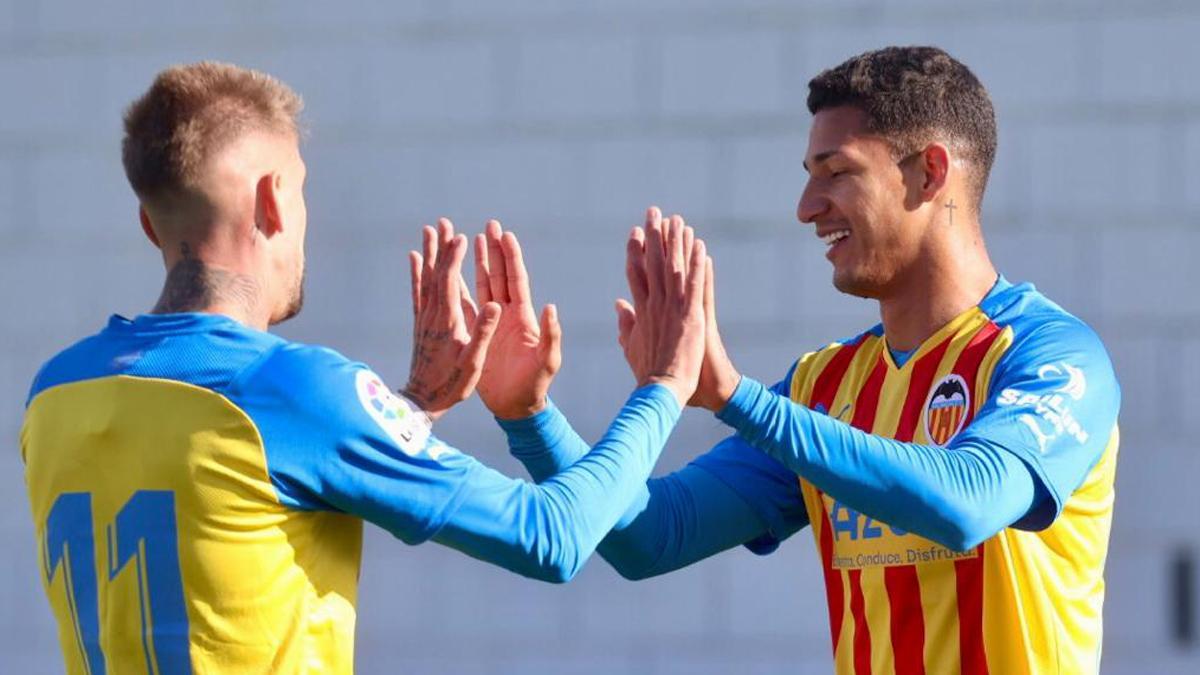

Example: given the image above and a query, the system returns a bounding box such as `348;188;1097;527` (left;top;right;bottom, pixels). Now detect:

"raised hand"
473;220;563;419
689;251;741;411
404;218;501;420
615;207;707;407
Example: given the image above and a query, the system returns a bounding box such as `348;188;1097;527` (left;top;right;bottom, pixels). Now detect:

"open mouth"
820;230;850;247
820;230;850;261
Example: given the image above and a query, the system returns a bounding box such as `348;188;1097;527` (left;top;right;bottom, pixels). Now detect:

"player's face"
271;140;308;325
797;106;926;299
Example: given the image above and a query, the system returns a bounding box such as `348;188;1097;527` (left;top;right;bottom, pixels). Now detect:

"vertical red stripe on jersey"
818;502;845;653
895;336;953;442
808;337;867;655
850;359;887;431
884;566;926;675
840;356;888;673
957;321;1002;428
810;335;869;413
951;321;1001;675
881;336;952;675
955;550;988;675
848;569;873;675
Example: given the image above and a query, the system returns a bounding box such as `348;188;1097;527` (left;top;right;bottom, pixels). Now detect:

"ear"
917;143;951;203
254;172;284;238
139;207;161;248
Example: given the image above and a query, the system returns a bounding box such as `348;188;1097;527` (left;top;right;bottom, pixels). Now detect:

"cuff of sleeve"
715;376;770;431
630;382;683;418
496;398;571;458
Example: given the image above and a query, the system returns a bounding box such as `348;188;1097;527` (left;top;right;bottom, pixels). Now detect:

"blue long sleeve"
718;377;1037;551
236;336;687;584
499;398;806;579
429;384;682;582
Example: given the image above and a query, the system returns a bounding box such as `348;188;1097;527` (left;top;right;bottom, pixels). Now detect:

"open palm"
473;220;562;420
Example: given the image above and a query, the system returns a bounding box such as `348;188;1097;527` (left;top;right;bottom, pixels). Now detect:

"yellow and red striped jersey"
784;280;1119;674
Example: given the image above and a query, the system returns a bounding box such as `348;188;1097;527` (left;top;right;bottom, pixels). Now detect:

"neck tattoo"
152;242;261;315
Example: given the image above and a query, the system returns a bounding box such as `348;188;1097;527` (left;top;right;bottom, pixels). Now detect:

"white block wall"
2;1;1197;672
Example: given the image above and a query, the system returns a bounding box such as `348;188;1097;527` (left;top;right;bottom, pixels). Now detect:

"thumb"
615;298;636;350
704;255;717;329
459;302;502;391
460;277;479;326
539;304;563;375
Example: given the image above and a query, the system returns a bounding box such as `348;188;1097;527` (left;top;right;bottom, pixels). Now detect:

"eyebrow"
802;150;842;173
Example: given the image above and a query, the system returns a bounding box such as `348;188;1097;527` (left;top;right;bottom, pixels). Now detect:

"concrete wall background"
2;0;1198;672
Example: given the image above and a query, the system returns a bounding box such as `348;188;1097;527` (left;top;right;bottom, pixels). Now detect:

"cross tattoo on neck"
946;199;957;226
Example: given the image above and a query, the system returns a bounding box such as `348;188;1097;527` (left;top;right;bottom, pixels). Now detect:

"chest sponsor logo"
923;374;970;447
823;495;977;569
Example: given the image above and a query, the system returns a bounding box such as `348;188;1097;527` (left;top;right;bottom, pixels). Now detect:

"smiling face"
797;105;929;300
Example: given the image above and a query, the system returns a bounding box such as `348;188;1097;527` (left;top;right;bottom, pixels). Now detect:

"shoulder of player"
231;340;373;395
803;324;882;359
25;331;100;403
25;329;122;407
781;325;883;396
792;324;882;371
987;284;1103;350
986;283;1115;384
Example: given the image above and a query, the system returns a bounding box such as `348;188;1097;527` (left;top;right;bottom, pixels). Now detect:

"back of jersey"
21;314;362;675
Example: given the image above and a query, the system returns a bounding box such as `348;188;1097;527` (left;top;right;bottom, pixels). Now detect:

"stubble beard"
271;268;306;326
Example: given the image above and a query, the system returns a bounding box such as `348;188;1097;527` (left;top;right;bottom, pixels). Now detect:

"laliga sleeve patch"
355;369;450;459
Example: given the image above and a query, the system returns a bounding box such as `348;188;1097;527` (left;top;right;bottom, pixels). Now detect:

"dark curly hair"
807;46;997;213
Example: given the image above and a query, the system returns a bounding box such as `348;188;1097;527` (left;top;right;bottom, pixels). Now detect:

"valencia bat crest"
923;374;970;446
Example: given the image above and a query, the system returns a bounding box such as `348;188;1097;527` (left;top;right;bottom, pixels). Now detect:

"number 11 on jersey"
44;490;191;675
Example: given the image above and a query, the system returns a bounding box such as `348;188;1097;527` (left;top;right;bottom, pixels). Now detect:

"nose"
797;179;827;224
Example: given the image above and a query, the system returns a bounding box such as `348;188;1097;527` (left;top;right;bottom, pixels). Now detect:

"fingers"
666;214;685;295
625;227;649;312
474;233;492;304
458;301;503;394
421;225;437;310
442;234;470;330
644;206;665;257
409;251;423;316
682;220;695;268
685;239;707;309
423;224;438;266
421;218;467;335
704;255;716;328
437;217;455;251
501;231;533;306
615;298;637;350
643;207;666;303
485;220;509;303
539;304;563;374
700;252;710;319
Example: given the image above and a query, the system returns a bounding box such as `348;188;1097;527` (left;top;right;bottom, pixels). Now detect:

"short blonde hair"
122;61;303;204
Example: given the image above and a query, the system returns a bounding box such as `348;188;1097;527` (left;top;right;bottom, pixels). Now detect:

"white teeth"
821;230;850;246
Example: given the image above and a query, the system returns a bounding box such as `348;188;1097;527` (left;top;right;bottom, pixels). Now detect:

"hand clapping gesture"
403;219;501;419
472;220;563;420
615;207;708;407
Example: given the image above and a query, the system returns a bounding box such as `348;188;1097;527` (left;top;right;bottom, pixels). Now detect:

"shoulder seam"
222;340;289;400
